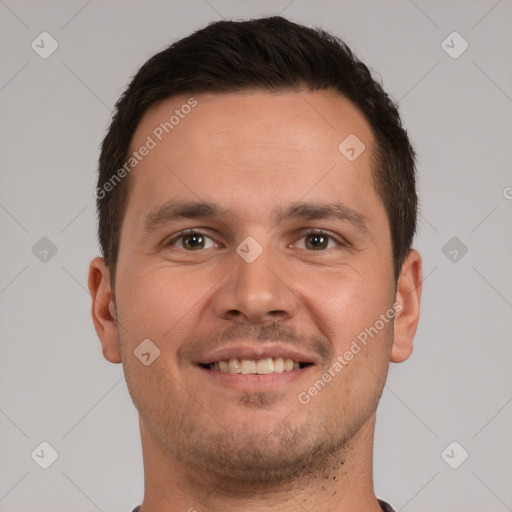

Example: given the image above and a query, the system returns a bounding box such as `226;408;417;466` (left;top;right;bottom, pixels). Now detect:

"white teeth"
273;357;285;373
256;358;274;375
284;358;294;372
228;358;241;373
240;359;257;374
208;357;305;374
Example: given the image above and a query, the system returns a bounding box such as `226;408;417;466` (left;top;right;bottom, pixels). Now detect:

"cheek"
116;267;208;415
300;270;394;414
115;263;217;358
316;271;394;395
300;266;393;352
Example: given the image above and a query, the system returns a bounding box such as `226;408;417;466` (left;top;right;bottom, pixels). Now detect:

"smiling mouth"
199;357;312;375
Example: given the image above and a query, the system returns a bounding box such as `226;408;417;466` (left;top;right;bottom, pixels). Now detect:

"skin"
88;89;422;512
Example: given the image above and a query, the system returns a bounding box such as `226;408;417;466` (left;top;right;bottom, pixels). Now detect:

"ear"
88;257;122;364
391;249;423;363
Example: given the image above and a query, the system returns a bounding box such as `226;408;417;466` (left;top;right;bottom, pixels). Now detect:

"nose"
211;242;298;324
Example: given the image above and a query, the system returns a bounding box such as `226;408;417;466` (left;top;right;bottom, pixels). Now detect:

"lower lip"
196;365;313;392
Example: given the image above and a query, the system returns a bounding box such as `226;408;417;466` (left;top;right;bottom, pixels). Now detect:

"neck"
138;414;383;512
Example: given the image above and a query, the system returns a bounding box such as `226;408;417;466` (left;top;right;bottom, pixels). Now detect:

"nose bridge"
212;236;298;323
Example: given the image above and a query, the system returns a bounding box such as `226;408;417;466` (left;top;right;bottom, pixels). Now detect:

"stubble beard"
129;365;381;491
119;323;390;490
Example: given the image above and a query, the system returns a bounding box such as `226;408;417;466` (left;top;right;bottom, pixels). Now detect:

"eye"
166;230;217;251
294;230;345;251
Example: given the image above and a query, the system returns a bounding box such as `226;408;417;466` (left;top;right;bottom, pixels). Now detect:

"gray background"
1;1;511;511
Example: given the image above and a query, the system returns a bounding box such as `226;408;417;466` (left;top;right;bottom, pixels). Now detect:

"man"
88;16;422;512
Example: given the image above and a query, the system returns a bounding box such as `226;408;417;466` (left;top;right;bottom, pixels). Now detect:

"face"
90;89;422;483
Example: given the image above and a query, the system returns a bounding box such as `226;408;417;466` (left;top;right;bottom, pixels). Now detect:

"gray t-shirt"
131;498;396;511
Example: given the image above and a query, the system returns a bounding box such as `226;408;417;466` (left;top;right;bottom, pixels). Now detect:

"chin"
162;411;350;486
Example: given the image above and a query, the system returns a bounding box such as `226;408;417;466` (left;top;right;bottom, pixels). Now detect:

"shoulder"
378;499;397;512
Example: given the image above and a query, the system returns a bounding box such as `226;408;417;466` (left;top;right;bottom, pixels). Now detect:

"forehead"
123;89;385;234
131;89;374;164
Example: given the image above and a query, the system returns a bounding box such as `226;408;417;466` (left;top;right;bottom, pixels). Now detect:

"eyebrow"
277;202;369;233
142;200;369;234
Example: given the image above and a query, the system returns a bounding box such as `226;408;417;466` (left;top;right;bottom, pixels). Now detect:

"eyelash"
165;228;347;251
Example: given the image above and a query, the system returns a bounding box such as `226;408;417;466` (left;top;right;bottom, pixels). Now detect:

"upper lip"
194;343;320;365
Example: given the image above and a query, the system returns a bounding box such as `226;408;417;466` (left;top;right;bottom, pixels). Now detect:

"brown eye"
305;233;329;250
182;233;206;250
167;231;217;250
295;230;342;251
